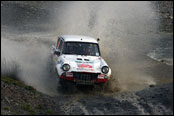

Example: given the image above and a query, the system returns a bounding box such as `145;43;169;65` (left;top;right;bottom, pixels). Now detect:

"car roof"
59;35;98;43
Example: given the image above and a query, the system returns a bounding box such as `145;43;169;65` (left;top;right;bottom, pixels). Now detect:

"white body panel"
55;55;111;79
61;35;98;43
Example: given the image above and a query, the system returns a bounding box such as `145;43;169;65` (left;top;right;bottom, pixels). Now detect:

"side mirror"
54;50;60;56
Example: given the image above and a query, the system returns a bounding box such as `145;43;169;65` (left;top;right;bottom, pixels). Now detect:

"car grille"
73;72;98;81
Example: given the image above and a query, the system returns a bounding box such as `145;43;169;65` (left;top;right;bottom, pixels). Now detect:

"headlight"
101;66;109;74
62;64;70;71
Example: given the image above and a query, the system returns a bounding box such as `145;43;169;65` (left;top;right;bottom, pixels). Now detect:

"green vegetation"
1;76;57;115
1;76;36;93
36;104;43;110
21;103;36;115
47;109;54;115
3;107;10;111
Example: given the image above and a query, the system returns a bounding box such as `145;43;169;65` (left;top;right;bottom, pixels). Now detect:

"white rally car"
52;35;111;85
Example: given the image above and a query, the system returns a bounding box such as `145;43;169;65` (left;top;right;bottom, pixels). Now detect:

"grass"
47;109;54;115
36;104;43;110
3;107;10;111
1;76;56;115
1;76;36;93
21;103;36;115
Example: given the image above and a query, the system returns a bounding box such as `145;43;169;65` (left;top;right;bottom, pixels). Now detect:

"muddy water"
1;1;173;96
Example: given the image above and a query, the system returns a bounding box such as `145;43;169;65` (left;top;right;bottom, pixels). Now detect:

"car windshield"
62;42;100;56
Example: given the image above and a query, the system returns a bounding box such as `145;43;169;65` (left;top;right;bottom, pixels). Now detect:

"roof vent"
84;59;90;61
77;58;82;60
81;38;83;40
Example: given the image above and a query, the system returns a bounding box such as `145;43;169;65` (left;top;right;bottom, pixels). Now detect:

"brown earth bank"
1;76;173;115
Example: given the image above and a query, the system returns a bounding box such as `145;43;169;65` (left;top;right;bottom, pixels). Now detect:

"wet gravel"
2;79;173;115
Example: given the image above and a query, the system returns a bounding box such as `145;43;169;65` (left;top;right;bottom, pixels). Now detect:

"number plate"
76;79;95;85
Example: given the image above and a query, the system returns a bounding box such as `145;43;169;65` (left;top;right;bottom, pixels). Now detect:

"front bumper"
59;72;108;84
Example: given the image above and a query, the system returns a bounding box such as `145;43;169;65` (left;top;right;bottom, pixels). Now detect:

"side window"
56;38;60;49
58;40;63;51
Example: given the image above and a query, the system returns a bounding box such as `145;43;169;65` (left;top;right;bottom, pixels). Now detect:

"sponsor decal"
77;63;94;71
56;56;59;62
75;60;95;71
75;60;94;71
75;61;82;63
98;74;105;79
58;60;63;64
75;60;94;64
66;72;73;77
77;68;94;71
78;64;93;68
87;61;94;64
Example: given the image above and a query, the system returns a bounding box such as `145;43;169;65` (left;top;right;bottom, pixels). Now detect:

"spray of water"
1;1;158;95
51;1;157;91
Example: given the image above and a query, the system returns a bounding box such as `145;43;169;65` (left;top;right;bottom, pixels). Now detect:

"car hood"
61;55;108;73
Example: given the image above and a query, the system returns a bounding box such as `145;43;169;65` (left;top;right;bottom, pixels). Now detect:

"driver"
85;44;93;56
68;45;75;54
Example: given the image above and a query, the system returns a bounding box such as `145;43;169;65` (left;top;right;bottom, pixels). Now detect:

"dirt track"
1;77;173;115
53;82;173;115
